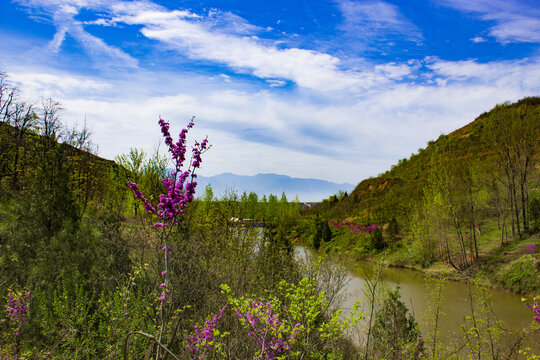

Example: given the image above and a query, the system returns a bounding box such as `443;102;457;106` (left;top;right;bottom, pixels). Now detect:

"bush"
497;255;540;294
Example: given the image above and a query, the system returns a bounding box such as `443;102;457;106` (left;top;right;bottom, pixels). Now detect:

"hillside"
302;97;540;294
0;121;121;213
337;97;540;222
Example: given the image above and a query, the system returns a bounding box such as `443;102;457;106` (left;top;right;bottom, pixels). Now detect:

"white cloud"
427;58;540;91
8;70;112;99
7;53;538;184
438;0;540;44
109;7;364;90
266;79;287;87
471;36;486;43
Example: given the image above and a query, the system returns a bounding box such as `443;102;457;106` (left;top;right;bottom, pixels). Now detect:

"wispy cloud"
15;0;138;68
427;58;540;90
107;3;417;90
335;0;423;45
437;0;540;44
7;70;112;99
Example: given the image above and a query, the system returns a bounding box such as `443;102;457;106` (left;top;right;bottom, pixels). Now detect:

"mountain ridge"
196;172;355;202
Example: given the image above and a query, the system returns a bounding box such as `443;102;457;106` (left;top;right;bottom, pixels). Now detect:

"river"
295;245;539;354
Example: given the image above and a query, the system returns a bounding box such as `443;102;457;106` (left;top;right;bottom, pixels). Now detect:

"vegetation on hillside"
301;98;540;294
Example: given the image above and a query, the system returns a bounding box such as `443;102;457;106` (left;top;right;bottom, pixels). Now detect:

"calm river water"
294;245;539;353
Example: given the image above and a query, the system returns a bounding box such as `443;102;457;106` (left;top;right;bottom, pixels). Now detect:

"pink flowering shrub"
526;297;540;323
330;219;379;234
126;117;208;358
5;289;30;336
218;276;363;359
233;299;300;359
525;244;536;254
128;117;208;303
185;306;227;360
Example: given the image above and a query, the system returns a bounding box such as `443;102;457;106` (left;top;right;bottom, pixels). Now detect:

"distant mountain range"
195;173;355;202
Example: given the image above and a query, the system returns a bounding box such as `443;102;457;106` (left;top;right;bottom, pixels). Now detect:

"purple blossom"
6;290;30;335
526;301;540;323
234;299;300;359
186;306;226;359
329;219;379;234
129;117;208;226
525;244;536;254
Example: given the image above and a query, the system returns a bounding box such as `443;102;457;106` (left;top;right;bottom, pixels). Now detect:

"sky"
0;0;539;183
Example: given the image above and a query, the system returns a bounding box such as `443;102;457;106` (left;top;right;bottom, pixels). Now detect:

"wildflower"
6;290;30;335
526;301;540;322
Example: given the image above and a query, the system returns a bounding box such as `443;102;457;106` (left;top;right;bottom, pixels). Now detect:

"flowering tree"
124;117;208;360
525;244;537;254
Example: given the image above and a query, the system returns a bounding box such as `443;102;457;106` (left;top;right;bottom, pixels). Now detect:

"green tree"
483;104;540;236
371;288;423;360
322;219;332;243
388;217;399;241
259;194;267;220
370;227;385;251
313;216;323;250
267;193;278;222
247;191;259;219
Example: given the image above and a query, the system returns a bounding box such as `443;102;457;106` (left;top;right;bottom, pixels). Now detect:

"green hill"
306;97;540;293
341;97;540;221
0;121;122;218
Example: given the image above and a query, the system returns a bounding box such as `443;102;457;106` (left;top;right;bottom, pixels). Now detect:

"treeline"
306;98;540;283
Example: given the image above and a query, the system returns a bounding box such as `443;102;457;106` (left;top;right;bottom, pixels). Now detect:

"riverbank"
293;230;540;297
294;244;540;356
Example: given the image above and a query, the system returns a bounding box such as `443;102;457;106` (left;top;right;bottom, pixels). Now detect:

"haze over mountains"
196;173;355;202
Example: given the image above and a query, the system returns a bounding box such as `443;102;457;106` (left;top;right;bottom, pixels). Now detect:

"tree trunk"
521;181;528;232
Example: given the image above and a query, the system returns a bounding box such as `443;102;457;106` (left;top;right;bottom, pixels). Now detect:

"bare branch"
123;331;180;360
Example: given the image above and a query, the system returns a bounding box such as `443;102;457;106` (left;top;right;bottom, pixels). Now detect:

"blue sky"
0;0;539;184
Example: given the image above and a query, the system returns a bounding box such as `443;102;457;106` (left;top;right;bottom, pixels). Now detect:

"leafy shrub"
497;255;540;294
